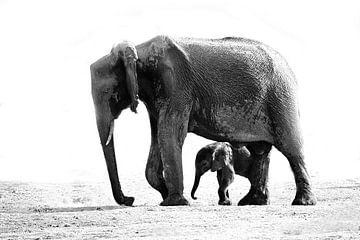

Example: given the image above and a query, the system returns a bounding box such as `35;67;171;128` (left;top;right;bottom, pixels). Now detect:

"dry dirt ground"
1;176;360;239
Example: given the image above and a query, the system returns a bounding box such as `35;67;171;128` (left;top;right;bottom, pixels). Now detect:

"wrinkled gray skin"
90;35;316;206
191;142;272;205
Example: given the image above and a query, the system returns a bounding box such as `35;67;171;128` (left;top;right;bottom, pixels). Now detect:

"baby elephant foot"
238;187;269;206
292;190;317;205
160;193;189;206
218;199;232;205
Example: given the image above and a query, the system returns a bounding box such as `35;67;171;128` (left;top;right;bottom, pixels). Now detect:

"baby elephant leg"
217;170;234;205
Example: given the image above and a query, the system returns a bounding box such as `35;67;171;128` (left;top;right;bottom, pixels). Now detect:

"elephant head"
191;144;232;200
90;41;139;206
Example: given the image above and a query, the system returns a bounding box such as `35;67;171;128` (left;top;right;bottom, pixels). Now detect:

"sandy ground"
1;175;360;240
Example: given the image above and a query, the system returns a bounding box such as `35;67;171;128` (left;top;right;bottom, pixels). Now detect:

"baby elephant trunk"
211;149;227;172
191;173;202;200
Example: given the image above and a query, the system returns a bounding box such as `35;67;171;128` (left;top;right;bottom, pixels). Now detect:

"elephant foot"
160;192;168;201
292;190;317;205
115;196;135;206
160;193;189;206
160;187;169;200
218;199;232;205
123;196;135;206
238;187;269;206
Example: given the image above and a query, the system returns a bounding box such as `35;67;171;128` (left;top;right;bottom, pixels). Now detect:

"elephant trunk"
94;100;134;206
191;171;202;200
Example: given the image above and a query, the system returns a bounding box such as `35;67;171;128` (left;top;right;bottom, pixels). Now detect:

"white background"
0;0;359;184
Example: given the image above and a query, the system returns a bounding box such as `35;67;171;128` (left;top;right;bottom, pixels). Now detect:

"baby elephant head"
211;147;232;172
191;143;232;200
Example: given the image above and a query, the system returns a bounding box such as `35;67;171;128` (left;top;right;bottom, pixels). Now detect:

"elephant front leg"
238;143;271;206
157;109;189;206
145;115;168;200
145;143;168;200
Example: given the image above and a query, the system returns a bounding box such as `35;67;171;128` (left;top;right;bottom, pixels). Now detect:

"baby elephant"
191;142;251;205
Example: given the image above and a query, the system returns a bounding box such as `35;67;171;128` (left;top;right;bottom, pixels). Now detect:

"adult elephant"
90;35;316;206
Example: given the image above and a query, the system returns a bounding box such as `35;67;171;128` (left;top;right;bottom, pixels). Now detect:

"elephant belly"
189;103;274;144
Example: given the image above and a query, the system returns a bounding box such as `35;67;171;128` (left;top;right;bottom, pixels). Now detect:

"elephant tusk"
105;120;115;146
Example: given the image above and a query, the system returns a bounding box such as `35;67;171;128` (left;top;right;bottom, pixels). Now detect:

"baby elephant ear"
111;41;139;113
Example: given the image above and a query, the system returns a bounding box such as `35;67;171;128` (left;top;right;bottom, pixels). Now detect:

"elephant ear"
111;41;139;113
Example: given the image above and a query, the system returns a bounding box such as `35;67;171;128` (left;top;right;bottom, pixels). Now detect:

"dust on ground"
1;176;360;239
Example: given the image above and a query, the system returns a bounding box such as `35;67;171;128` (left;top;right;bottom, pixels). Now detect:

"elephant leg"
272;115;316;205
145;115;168;200
145;143;168;200
216;171;226;203
238;142;271;206
276;138;316;205
158;108;190;206
286;154;316;205
217;170;233;206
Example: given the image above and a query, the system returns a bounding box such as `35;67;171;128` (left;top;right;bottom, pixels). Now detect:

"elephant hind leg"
238;142;271;206
271;114;316;205
277;142;316;205
285;154;316;205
